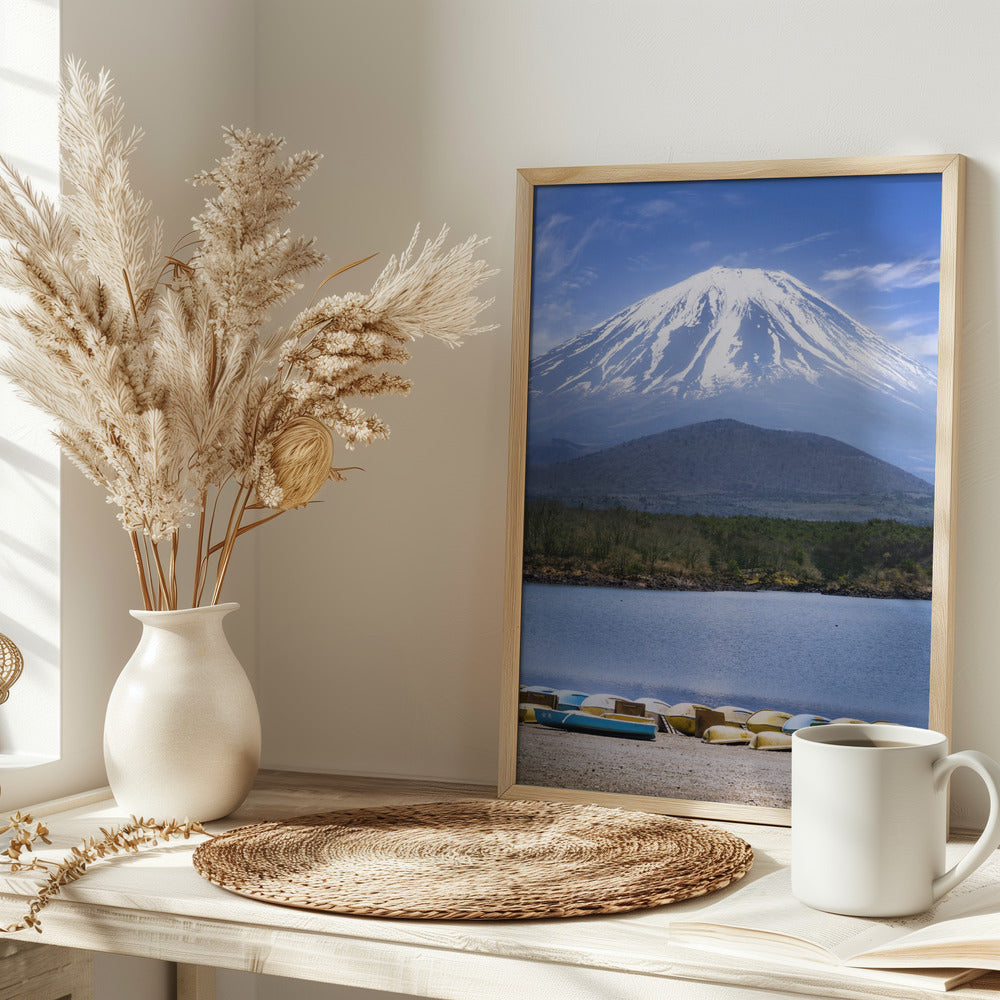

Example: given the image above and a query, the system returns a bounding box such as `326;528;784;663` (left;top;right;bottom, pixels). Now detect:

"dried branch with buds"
0;810;209;933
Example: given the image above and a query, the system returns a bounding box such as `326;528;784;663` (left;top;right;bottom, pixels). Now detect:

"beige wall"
253;0;1000;833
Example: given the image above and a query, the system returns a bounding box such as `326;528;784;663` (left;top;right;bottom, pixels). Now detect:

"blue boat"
534;708;657;741
553;690;590;710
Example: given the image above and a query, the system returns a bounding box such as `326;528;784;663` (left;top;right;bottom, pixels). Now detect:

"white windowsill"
0;752;59;770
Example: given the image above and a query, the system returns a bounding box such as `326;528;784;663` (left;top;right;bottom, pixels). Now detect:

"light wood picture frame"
499;155;965;825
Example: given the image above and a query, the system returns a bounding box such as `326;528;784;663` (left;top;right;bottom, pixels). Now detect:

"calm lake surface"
519;584;931;726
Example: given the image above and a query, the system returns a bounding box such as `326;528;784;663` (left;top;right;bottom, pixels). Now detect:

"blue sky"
529;173;943;364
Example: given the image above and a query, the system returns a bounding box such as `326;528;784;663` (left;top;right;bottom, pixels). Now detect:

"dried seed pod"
0;634;23;705
267;416;335;510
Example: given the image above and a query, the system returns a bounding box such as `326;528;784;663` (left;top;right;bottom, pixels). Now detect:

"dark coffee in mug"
822;737;914;748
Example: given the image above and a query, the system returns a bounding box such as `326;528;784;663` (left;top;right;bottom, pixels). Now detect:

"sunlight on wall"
0;0;60;762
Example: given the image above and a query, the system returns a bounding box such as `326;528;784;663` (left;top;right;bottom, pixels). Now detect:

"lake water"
519;584;931;726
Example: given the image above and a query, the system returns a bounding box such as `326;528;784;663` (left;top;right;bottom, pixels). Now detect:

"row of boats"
519;686;878;750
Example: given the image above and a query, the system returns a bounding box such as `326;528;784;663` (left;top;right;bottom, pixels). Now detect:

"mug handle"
932;750;1000;902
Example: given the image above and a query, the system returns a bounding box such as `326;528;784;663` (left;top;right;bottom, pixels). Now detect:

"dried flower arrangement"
0;61;496;609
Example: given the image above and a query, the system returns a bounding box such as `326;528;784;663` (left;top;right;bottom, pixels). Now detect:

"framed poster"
499;156;964;824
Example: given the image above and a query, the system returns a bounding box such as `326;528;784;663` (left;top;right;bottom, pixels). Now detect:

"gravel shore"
516;722;792;808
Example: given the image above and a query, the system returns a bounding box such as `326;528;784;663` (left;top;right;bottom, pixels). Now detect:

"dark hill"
525;419;934;524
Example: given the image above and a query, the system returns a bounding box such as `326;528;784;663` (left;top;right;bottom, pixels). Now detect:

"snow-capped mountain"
528;267;938;481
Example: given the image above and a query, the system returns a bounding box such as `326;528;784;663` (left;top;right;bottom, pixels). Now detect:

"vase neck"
130;603;239;635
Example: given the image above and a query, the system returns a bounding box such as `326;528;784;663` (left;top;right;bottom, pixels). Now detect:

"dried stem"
129;531;153;611
192;494;207;608
149;538;170;611
307;252;379;307
211;485;251;605
203;507;291;559
168;530;179;610
122;267;140;326
196;484;228;608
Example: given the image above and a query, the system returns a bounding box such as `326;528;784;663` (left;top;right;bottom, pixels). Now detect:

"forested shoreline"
522;501;933;599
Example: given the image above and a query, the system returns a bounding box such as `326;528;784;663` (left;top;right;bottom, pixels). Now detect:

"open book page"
670;868;914;963
850;912;1000;969
671;848;1000;965
893;844;1000;926
848;846;1000;968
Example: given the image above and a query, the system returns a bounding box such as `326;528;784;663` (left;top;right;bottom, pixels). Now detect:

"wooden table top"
2;770;999;1000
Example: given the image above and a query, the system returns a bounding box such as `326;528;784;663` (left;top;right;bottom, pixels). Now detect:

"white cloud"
894;332;939;361
719;251;751;268
533;214;601;282
821;257;940;291
636;198;676;219
881;311;940;334
863;311;938;363
626;254;652;271
774;230;837;253
530;298;593;357
560;267;598;291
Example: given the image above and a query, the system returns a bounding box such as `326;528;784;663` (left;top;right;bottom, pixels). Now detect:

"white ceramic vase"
103;602;261;822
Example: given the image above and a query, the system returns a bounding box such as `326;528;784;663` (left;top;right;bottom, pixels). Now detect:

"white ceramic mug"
791;723;1000;917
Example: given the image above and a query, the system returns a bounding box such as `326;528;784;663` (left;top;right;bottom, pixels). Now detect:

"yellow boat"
665;703;711;736
829;717;868;725
751;730;793;751
702;724;753;746
715;705;753;726
747;709;792;733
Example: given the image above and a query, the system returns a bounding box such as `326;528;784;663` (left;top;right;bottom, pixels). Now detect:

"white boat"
579;693;632;716
637;697;673;718
636;697;673;732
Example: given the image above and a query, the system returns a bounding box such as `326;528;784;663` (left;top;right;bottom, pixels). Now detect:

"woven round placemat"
192;799;753;920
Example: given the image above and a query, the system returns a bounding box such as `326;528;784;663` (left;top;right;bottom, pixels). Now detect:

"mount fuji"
528;266;938;481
